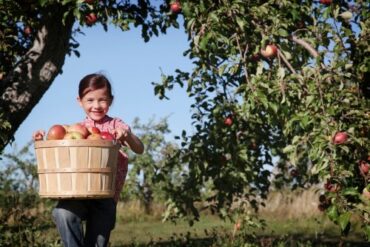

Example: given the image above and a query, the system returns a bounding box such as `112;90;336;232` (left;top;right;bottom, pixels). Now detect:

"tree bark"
0;4;75;150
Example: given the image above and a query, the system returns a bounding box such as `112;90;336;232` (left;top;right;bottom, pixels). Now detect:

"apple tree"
0;0;179;151
152;0;370;239
121;117;176;214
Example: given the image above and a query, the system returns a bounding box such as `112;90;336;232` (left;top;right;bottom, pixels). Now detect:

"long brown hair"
78;73;114;101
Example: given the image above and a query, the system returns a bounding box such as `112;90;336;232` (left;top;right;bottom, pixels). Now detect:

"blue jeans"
52;199;116;247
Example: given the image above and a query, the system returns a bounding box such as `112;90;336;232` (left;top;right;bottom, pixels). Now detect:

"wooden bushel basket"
34;139;120;199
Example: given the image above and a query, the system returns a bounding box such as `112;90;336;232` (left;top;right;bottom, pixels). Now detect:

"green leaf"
364;224;370;241
218;64;227;76
327;205;339;223
283;145;295;153
278;28;289;37
236;17;245;30
199;33;211;51
338;212;351;232
342;187;359;196
209;13;219;22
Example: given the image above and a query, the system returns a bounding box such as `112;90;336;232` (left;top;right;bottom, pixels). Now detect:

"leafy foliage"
0;142;57;246
152;0;370;240
121;117;177;213
0;0;369;241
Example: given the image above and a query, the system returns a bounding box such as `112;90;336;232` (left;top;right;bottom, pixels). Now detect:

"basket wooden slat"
34;139;120;199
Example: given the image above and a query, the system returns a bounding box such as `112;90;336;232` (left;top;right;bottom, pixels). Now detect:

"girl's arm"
112;126;144;154
122;131;144;154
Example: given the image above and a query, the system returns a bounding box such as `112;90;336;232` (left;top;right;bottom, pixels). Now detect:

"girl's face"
78;87;112;121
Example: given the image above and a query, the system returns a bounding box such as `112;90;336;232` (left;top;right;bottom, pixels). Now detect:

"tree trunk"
0;4;75;151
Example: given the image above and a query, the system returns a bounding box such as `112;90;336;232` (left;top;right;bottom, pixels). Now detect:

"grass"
109;213;367;247
110;214;232;246
108;188;369;246
18;187;368;246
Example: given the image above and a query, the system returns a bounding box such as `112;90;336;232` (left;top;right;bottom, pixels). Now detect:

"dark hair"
78;73;114;100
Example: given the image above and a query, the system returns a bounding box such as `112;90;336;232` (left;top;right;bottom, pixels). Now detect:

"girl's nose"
92;101;101;108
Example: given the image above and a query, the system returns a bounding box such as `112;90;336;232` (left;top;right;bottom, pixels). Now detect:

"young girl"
33;73;144;247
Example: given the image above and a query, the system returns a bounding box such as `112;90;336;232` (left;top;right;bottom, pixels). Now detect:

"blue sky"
5;22;194;153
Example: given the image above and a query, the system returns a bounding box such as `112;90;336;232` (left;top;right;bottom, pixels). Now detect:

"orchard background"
0;0;369;246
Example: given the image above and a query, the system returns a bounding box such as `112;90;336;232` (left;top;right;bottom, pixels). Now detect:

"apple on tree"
324;181;340;193
224;117;233;126
332;131;348;145
359;160;370;175
85;13;97;26
319;0;332;5
170;1;181;14
47;124;67;140
260;44;278;58
24;26;32;36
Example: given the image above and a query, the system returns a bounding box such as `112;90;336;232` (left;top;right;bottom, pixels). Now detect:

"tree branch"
277;49;296;74
291;35;319;58
0;4;75;149
291;35;326;69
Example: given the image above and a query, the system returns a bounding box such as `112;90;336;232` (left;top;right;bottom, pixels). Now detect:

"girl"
33;73;144;247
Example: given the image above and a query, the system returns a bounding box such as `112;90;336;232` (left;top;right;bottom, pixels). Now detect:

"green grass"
109;213;367;247
110;215;232;246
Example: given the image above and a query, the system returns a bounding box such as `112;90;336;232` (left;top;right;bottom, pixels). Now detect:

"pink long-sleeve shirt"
81;115;129;202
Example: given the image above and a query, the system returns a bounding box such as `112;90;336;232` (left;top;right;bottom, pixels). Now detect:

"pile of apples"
37;123;115;141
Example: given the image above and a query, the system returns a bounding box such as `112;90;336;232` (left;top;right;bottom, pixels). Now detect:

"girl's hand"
112;126;131;142
33;130;45;141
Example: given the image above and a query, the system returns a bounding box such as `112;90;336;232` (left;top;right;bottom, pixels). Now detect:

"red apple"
320;0;332;5
87;133;102;140
63;132;84;140
224;117;233;126
100;131;115;141
87;126;101;134
84;0;95;4
24;26;32;36
85;13;97;26
47;124;67;140
170;1;181;14
332;131;348;145
260;44;278;58
324;181;340;193
359;161;370;175
68;123;89;138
